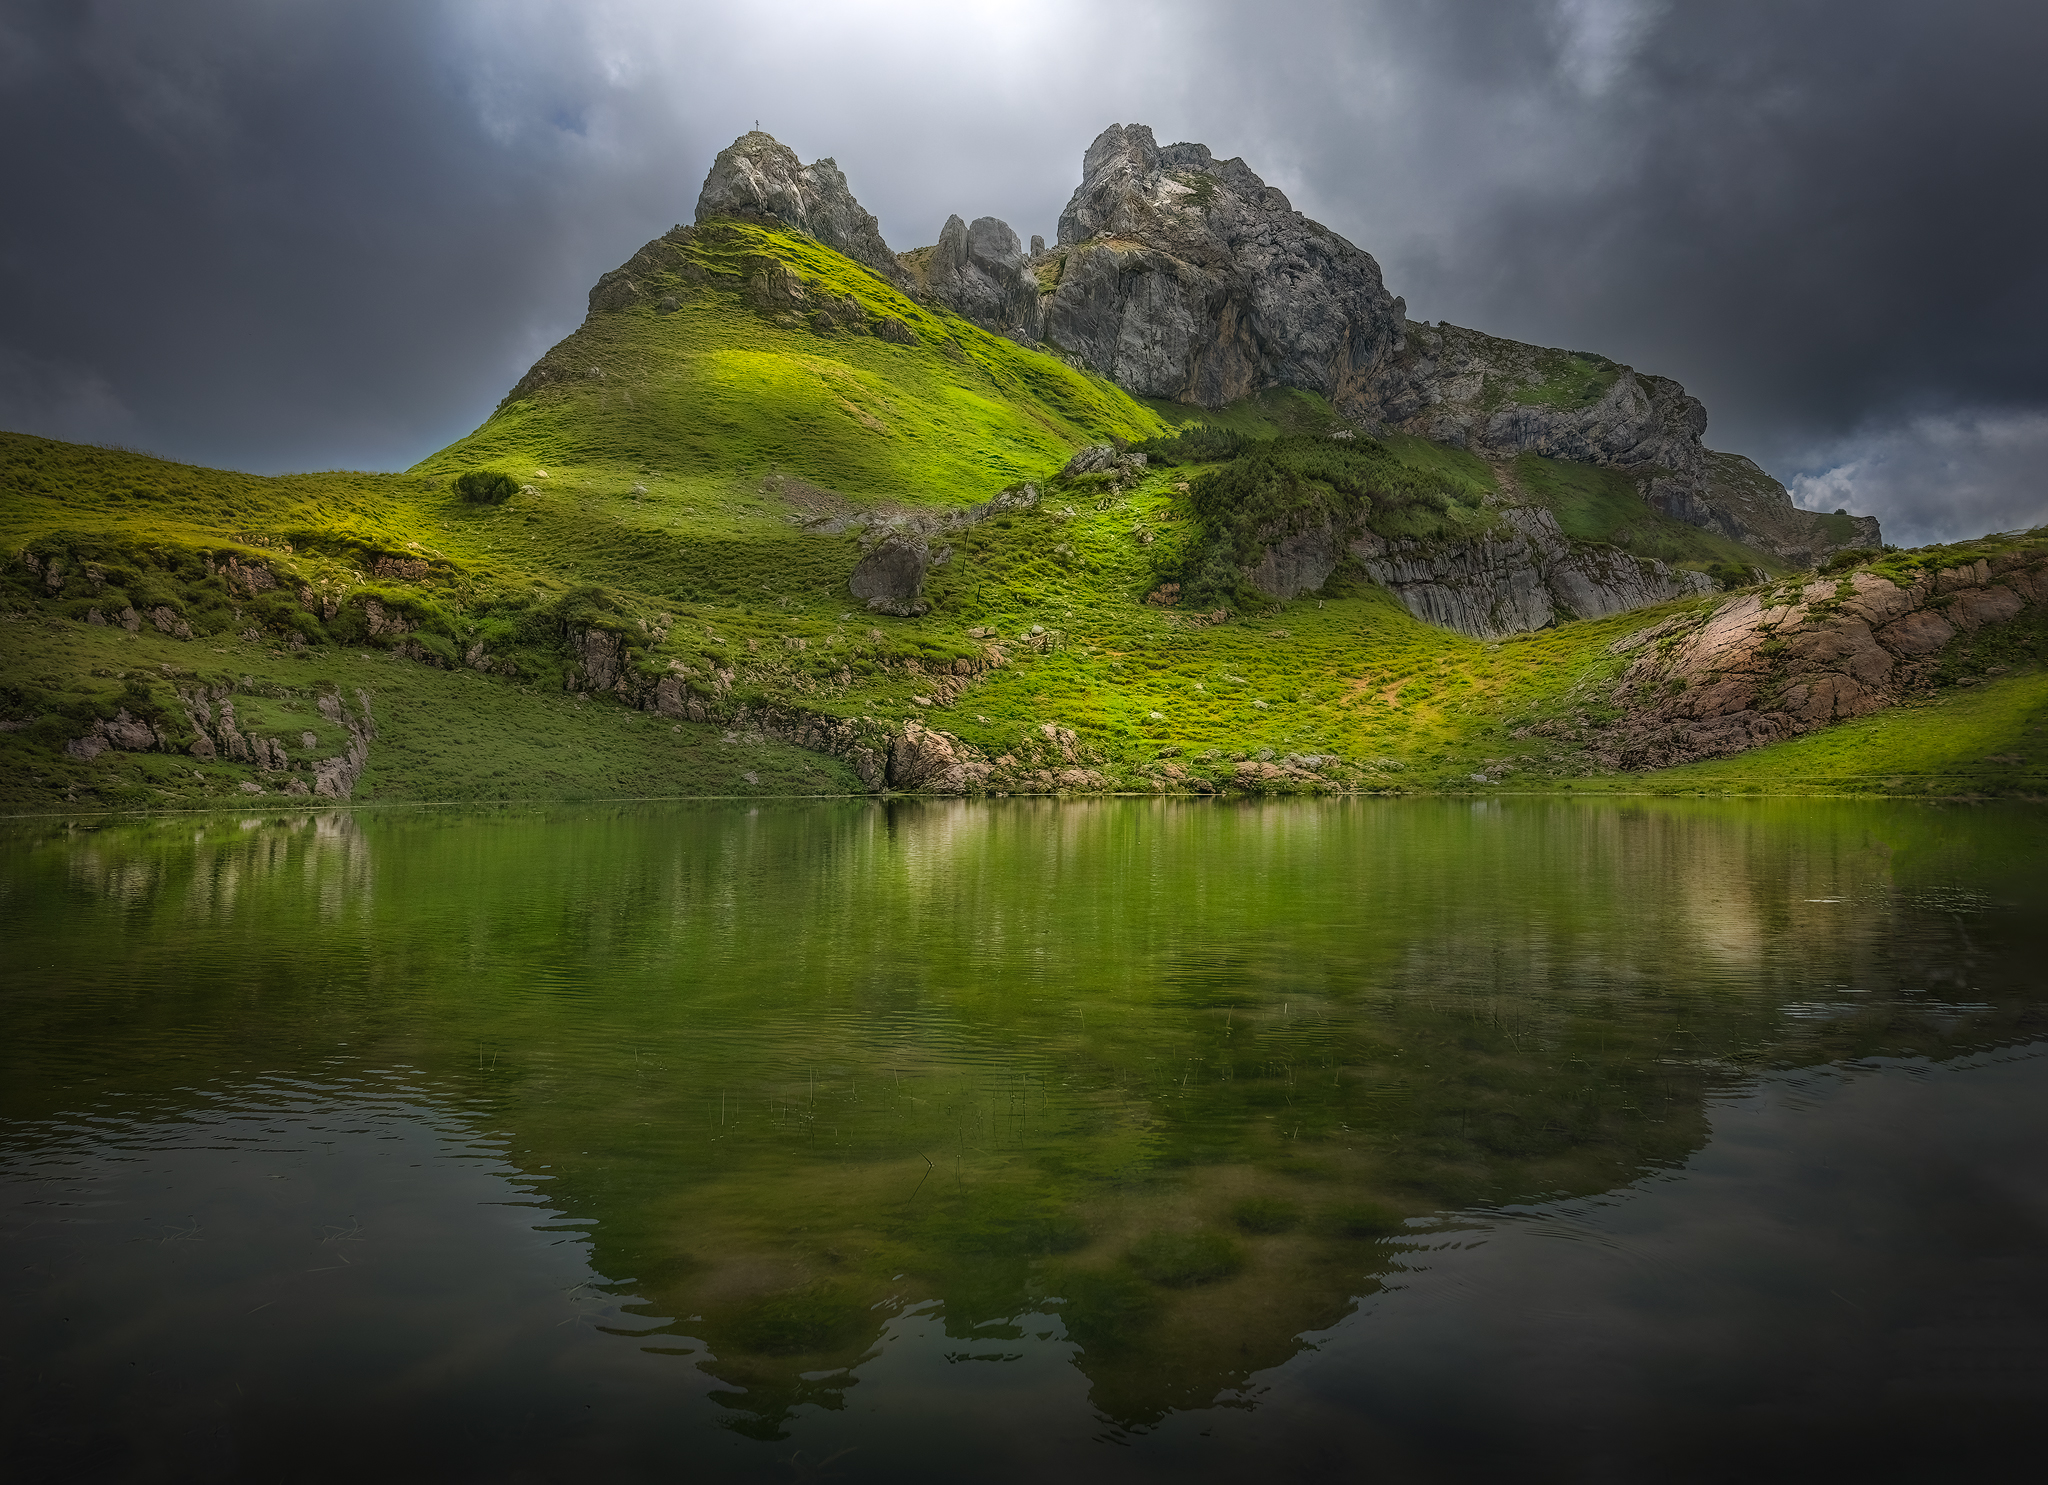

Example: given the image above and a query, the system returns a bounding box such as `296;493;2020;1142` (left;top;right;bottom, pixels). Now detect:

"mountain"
2;127;2042;815
894;123;1879;568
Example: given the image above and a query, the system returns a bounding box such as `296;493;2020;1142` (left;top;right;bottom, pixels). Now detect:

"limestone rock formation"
1363;323;1708;495
1557;545;2048;769
1028;123;1877;567
916;214;1043;341
1241;504;1713;639
694;131;904;284
1694;452;1884;567
1037;124;1407;408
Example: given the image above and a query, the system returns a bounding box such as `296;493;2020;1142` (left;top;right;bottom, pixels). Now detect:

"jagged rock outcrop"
1363;323;1709;495
1350;508;1714;638
1026;124;1877;566
1037;124;1407;408
1547;543;2048;770
916;214;1042;341
1359;325;1880;565
1240;503;1712;638
694;131;904;284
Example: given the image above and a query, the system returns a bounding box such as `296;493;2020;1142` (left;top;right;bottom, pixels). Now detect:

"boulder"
849;535;931;617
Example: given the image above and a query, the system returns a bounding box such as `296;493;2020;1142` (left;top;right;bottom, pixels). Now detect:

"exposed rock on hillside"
1030;124;1877;567
1363;323;1707;496
849;534;932;616
1038;123;1407;408
694;131;905;284
913;214;1043;342
1238;502;1709;639
1349;508;1714;639
1563;544;2048;769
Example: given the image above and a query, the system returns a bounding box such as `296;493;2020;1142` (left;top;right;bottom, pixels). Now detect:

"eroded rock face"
1039;123;1407;408
921;214;1043;341
1242;504;1712;639
849;535;931;616
1559;549;2048;769
694;131;904;284
1364;323;1708;491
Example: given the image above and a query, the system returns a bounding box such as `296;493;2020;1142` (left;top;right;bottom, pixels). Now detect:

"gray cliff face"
1021;124;1880;567
918;214;1044;342
1362;323;1709;495
1350;509;1714;639
1357;324;1882;565
694;131;904;284
1036;123;1407;407
1242;505;1712;640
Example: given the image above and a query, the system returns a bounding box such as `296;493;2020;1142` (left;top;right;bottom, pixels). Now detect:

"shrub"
1131;425;1259;466
453;469;519;504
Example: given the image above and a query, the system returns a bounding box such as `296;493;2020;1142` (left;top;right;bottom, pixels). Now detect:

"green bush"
1132;425;1259;466
453;469;519;504
1171;436;1475;608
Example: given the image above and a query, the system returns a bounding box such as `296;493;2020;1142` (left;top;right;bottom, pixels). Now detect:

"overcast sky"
3;0;2044;546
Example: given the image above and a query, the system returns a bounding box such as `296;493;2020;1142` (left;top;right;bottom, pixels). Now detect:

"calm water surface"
2;798;2044;1481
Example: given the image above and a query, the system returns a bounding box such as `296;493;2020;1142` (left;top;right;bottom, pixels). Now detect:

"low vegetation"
2;220;2041;811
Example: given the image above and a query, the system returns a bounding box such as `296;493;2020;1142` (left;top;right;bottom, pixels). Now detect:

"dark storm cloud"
2;1;2043;542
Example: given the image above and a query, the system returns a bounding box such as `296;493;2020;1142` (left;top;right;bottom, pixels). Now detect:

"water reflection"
2;799;2043;1475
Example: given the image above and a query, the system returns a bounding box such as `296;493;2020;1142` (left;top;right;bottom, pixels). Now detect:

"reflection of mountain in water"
4;800;2041;1436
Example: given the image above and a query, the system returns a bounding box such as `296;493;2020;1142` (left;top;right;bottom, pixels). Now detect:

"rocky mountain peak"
694;131;904;284
1032;124;1407;410
1056;123;1296;247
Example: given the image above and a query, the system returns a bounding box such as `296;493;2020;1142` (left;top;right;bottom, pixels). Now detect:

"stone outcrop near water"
1564;545;2048;769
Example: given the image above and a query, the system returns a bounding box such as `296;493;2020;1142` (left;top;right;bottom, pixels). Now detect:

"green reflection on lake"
4;797;2042;1437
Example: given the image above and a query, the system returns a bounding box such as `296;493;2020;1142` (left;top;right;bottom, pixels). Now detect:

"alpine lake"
3;797;2044;1482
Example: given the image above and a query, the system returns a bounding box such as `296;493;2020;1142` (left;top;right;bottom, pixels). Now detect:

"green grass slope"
2;221;2039;811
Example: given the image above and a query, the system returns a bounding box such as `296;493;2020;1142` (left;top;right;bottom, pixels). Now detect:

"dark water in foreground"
2;798;2044;1482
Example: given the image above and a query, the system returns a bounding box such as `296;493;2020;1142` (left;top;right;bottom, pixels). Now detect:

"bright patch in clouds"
1788;410;2048;549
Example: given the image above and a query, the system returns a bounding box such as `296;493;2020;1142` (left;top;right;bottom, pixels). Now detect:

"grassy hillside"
2;221;2041;812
